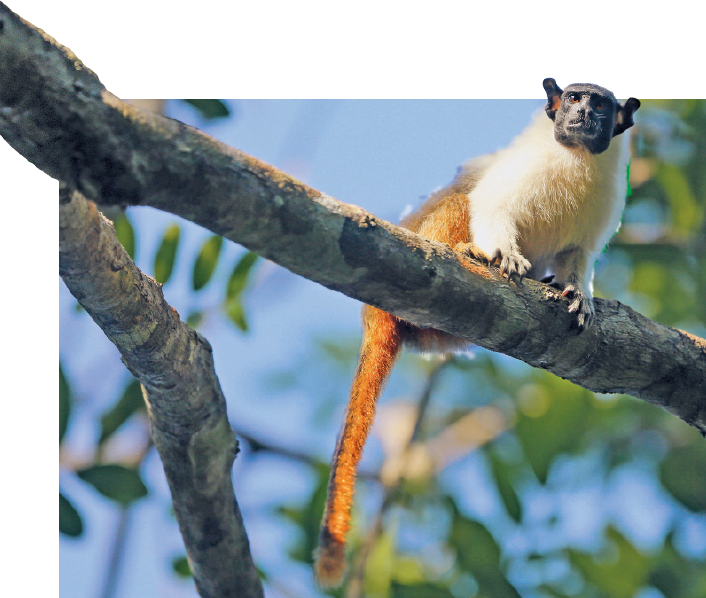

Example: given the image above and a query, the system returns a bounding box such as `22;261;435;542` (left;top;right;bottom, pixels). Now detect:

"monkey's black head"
543;78;640;154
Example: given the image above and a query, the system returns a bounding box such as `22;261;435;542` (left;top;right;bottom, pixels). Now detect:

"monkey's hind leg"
314;306;403;588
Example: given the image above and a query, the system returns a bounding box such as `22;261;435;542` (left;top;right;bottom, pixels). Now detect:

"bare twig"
236;429;379;481
98;507;131;598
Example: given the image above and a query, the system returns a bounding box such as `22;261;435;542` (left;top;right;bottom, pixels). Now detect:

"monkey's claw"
496;251;532;282
561;284;595;332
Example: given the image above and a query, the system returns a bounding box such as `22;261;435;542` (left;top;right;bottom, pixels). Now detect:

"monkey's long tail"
314;306;403;588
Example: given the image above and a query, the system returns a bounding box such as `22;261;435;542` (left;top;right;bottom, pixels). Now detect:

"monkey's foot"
561;285;595;332
454;242;491;265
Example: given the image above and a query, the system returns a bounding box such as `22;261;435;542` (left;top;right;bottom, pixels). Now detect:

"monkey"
313;79;640;587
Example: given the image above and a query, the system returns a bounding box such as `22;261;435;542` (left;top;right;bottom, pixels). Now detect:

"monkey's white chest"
467;124;628;271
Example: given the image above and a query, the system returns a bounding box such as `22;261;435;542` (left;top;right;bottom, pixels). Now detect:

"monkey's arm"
469;208;532;279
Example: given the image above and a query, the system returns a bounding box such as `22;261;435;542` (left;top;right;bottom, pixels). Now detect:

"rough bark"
59;187;263;598
1;3;705;434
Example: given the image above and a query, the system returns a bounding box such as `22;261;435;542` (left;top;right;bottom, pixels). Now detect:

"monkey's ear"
543;78;563;121
613;97;641;136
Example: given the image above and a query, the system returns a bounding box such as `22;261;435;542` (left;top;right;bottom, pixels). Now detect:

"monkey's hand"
487;247;532;281
560;284;595;332
456;242;531;281
497;250;532;281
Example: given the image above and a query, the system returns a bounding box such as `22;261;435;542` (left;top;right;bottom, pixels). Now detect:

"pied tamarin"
314;79;640;587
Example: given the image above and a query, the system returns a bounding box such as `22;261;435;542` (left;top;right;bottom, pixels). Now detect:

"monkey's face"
552;84;618;154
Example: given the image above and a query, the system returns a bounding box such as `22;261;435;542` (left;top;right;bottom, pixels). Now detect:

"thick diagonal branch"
1;2;705;433
59;188;263;598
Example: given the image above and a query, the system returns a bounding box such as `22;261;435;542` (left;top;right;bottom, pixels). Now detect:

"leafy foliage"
278;464;331;564
192;234;224;291
226;250;259;301
568;527;650;598
182;99;231;120
153;223;181;284
487;449;522;523
659;441;706;512
59;363;70;443
172;555;193;578
60;373;150;538
514;376;594;484
224;250;259;331
77;464;148;505
59;492;84;537
113;212;136;259
98;379;145;447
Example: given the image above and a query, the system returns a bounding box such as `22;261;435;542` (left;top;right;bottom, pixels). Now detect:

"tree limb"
2;2;704;433
59;187;263;598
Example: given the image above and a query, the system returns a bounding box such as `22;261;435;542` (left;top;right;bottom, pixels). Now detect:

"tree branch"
58;187;263;598
2;2;704;434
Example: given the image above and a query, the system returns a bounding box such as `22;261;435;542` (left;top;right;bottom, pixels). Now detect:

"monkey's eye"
568;93;580;104
595;100;605;111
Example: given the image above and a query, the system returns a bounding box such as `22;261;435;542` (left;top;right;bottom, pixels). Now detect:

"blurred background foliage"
59;98;706;598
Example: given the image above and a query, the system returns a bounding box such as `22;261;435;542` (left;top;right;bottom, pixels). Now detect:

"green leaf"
186;310;204;329
222;251;258;332
649;532;706;598
391;582;455;598
77;464;148;505
392;556;426;586
182;99;231;119
153;224;181;284
628;260;694;326
568;527;649;598
225;298;249;331
488;450;522;523
59;492;84;537
655;162;703;237
365;530;396;598
226;251;259;301
447;502;521;597
514;377;592;484
659;443;706;512
192;235;224;291
535;585;570;598
99;379;145;446
473;573;522;598
172;555;192;578
113;213;136;259
277;464;330;564
59;363;71;444
449;514;501;573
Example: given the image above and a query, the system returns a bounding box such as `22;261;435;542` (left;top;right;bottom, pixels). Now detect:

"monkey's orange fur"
314;306;402;586
314;190;484;587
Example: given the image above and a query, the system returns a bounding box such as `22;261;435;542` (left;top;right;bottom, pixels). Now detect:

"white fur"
467;110;630;296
